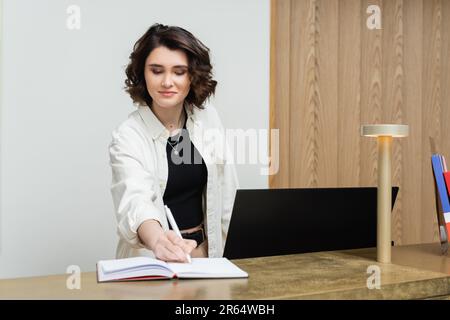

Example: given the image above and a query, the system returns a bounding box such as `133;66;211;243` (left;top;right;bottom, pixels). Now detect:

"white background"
0;0;270;278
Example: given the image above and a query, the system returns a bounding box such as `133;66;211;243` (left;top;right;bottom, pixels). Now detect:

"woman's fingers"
153;233;187;262
155;230;200;262
166;231;197;254
162;235;189;262
182;239;198;253
156;246;180;262
166;230;182;244
165;241;188;262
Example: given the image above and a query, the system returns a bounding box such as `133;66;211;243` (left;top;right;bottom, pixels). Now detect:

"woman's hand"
137;219;197;262
152;230;197;262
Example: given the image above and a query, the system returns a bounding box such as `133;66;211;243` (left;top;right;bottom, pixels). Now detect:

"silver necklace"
166;112;185;156
167;131;182;156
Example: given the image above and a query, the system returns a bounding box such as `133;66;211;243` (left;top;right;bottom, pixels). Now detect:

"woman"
109;23;238;262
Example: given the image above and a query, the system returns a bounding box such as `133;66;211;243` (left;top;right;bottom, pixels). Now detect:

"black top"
163;117;208;230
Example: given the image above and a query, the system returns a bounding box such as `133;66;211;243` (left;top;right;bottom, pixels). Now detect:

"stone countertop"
0;243;449;299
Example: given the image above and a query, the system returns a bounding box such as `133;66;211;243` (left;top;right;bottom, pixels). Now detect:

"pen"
164;205;192;263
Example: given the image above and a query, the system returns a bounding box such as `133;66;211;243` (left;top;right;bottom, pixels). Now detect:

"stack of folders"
431;154;450;254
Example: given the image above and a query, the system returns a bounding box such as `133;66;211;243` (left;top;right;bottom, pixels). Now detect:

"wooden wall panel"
290;0;317;187
438;0;450;240
316;0;338;186
382;0;404;244
270;0;450;245
403;0;423;244
338;0;361;187
442;0;450;197
422;0;442;243
360;0;383;187
269;0;291;187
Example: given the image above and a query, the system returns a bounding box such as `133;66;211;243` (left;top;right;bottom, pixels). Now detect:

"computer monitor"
223;187;399;259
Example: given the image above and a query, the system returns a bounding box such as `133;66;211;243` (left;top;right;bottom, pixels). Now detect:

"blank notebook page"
100;257;168;273
168;258;248;277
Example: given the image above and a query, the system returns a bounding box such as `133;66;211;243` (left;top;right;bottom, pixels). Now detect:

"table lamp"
361;124;409;263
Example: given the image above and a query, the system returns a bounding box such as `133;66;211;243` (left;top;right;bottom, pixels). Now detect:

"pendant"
174;150;179;156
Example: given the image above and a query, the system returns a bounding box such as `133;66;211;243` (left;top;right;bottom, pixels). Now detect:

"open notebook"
96;257;248;282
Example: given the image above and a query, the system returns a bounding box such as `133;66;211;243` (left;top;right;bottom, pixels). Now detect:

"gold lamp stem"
362;124;408;264
377;136;392;263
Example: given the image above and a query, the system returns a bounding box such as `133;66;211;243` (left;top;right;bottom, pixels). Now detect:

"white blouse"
108;103;239;259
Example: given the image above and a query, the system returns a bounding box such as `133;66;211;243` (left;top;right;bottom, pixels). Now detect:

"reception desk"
1;243;450;299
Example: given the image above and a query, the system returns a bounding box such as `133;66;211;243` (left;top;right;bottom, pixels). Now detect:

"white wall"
0;0;270;278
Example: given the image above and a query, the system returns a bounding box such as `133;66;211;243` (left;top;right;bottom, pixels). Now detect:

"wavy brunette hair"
124;23;217;109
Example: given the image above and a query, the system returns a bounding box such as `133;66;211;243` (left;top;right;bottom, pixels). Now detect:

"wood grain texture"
403;0;423;245
315;0;339;186
442;0;450;186
382;0;404;244
269;0;291;187
439;0;450;243
290;0;317;187
338;0;361;186
360;0;383;188
422;0;442;244
270;0;450;245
